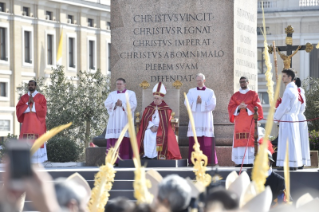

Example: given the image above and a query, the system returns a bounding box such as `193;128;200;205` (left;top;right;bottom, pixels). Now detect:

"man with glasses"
228;76;263;166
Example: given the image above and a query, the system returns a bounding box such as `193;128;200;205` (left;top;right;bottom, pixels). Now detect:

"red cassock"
228;90;263;148
16;93;47;148
136;101;182;160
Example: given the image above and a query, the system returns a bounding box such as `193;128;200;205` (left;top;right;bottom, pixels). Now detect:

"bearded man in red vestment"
136;82;182;160
228;76;263;166
16;80;47;163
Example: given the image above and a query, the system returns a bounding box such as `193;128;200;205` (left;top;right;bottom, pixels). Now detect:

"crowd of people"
0;155;251;212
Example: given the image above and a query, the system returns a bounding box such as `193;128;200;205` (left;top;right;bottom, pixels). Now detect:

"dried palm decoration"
30;122;72;155
261;3;274;106
252;75;281;193
125;93;153;204
88;124;129;212
184;93;211;187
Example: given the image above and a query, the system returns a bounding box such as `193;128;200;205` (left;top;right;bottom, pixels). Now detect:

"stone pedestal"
111;0;257;165
86;147;106;166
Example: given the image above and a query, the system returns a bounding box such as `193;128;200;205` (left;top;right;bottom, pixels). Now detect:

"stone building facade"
0;0;111;141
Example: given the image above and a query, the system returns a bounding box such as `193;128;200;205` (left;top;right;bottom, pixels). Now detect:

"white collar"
28;90;38;97
239;87;250;94
286;82;296;88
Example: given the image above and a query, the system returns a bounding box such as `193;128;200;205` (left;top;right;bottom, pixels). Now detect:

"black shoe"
277;167;283;170
298;165;304;170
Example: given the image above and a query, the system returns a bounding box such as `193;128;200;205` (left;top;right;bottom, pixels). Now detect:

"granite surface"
111;0;257;150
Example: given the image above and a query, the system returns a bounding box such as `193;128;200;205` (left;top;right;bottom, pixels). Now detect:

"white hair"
157;175;192;211
196;73;205;80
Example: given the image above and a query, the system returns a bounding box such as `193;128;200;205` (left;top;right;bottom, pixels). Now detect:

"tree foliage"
303;77;319;131
16;66;110;149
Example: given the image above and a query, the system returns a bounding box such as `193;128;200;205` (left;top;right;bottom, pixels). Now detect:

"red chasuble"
136;101;182;160
16;93;47;147
228;90;263;148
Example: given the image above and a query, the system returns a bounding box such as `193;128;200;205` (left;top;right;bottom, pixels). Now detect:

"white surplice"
231;88;255;164
274;82;303;167
104;90;137;139
298;87;311;166
185;87;216;137
24;90;48;163
143;109;159;158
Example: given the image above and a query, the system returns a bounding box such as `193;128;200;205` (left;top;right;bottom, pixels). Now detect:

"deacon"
136;82;182;160
16;80;47;163
228;76;263;166
274;69;302;170
185;73;218;165
295;78;311;168
104;78;137;162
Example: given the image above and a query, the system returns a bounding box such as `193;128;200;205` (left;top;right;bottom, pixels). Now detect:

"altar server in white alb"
274;69;303;170
295;77;311;168
185;73;218;165
104;78;137;162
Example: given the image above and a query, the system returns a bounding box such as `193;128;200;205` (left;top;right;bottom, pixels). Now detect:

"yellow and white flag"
56;29;63;65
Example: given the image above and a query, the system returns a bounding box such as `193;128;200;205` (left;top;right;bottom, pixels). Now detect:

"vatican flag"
56;29;63;65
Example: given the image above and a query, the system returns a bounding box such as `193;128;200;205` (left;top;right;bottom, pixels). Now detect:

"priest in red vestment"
136;82;182;160
16;80;47;163
228;76;263;166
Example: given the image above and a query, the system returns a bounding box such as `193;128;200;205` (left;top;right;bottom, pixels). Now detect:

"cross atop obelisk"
268;25;314;68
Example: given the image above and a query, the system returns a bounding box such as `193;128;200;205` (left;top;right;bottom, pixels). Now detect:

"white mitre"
152;82;166;97
242;186;273;211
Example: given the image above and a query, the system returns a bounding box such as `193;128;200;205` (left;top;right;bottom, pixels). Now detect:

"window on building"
47;34;53;65
89;40;95;70
107;22;111;30
310;44;319;78
46;11;52;20
23;7;29;16
67;15;73;24
24;31;32;63
69;37;75;68
0;82;6;97
88;18;94;27
258;92;269;105
0;120;10;131
257;47;266;74
108;43;111;72
257;26;270;35
0;27;7;61
258;1;273;8
299;0;319;6
0;3;5;12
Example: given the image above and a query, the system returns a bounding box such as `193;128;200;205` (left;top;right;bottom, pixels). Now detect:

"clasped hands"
238;102;247;109
150;125;158;133
196;96;202;104
28;96;34;105
115;99;122;107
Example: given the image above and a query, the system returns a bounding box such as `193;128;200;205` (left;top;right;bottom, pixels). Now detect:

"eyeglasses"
239;81;247;83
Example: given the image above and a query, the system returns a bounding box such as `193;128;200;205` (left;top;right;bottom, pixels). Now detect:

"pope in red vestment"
16;81;47;151
136;82;182;160
228;77;263;165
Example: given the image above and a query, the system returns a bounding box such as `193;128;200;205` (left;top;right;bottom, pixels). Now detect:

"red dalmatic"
16;93;47;147
228;90;263;148
136;101;182;160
